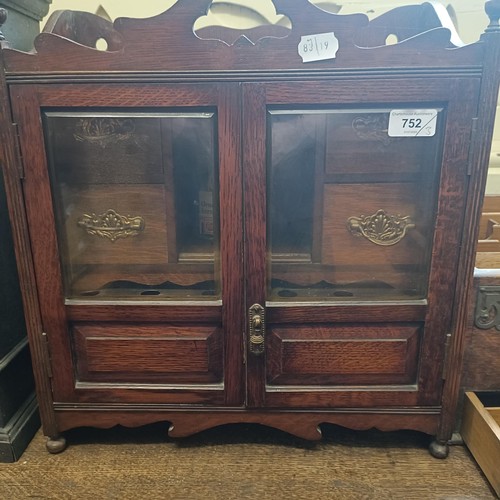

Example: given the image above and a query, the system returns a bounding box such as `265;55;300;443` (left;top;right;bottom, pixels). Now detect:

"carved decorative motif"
352;114;394;147
475;286;500;330
347;209;415;246
73;118;135;147
77;209;145;242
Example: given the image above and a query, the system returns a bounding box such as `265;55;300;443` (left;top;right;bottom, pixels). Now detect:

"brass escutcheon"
249;304;265;356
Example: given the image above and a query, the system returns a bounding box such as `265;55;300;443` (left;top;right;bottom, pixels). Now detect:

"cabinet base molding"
53;408;440;442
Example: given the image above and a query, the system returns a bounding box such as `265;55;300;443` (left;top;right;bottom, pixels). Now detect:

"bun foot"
429;439;449;459
46;435;67;454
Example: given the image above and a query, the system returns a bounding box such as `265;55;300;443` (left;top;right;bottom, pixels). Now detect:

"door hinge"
41;332;53;379
466;117;479;176
12;123;25;179
442;332;452;380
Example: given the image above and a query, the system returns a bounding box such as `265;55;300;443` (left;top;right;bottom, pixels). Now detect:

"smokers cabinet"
1;0;499;456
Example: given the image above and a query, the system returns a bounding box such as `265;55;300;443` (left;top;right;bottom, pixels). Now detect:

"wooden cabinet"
1;1;499;457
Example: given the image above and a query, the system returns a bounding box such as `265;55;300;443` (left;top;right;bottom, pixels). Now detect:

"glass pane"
43;111;220;301
267;108;444;301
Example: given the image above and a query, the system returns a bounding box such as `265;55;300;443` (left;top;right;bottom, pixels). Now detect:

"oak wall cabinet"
1;1;499;457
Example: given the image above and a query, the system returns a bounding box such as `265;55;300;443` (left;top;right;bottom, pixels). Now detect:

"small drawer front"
267;323;420;386
50;116;165;184
72;323;223;384
62;185;170;266
324;112;433;177
322;183;428;267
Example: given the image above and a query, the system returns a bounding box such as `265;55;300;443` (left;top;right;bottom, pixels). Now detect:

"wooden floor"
0;423;495;499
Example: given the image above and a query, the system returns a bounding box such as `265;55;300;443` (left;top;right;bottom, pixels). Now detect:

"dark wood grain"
1;1;498;451
266;324;420;385
416;78;480;406
354;3;460;48
258;77;478;412
217;84;245;406
66;304;222;323
266;303;427;323
437;19;500;443
72;323;223;384
53;408;440;438
42;10;123;51
242;83;267;408
0;57;58;436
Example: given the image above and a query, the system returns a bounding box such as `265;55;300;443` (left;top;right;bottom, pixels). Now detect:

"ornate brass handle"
77;209;145;242
249;304;265;356
347;209;415;246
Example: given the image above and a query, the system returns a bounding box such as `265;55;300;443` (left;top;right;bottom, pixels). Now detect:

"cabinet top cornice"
0;0;498;76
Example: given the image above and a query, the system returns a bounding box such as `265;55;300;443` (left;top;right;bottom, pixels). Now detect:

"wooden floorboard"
0;424;495;499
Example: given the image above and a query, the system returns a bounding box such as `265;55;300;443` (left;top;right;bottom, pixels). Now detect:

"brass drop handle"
249;304;265;356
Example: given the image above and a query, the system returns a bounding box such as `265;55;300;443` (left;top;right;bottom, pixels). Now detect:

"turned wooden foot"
429;439;449;459
46;435;67;454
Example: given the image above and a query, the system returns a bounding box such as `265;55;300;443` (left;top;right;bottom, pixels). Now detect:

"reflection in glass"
43;111;220;301
267;108;443;301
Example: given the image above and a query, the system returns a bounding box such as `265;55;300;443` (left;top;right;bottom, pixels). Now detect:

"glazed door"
11;83;244;406
243;78;479;408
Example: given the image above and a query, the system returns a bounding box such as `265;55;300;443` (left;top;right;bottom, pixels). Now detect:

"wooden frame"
0;1;499;457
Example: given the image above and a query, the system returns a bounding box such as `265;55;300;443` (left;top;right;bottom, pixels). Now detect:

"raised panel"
72;323;223;384
267;324;420;385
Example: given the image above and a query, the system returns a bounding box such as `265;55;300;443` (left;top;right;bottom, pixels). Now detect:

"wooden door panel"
244;77;480;409
11;83;244;406
72;323;223;384
266;323;420;386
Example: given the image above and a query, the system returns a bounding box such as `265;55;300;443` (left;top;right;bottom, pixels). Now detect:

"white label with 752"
388;109;438;137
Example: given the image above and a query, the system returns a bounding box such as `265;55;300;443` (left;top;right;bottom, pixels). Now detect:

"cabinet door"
243;79;479;408
11;84;244;406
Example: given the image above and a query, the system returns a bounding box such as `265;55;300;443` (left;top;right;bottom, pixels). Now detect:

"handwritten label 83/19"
298;32;339;63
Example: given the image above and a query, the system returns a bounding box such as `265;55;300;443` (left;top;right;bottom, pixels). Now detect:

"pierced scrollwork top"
347;209;415;246
0;0;485;74
77;209;145;242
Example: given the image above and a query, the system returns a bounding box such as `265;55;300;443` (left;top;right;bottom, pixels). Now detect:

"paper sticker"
388;109;438;137
298;32;339;63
